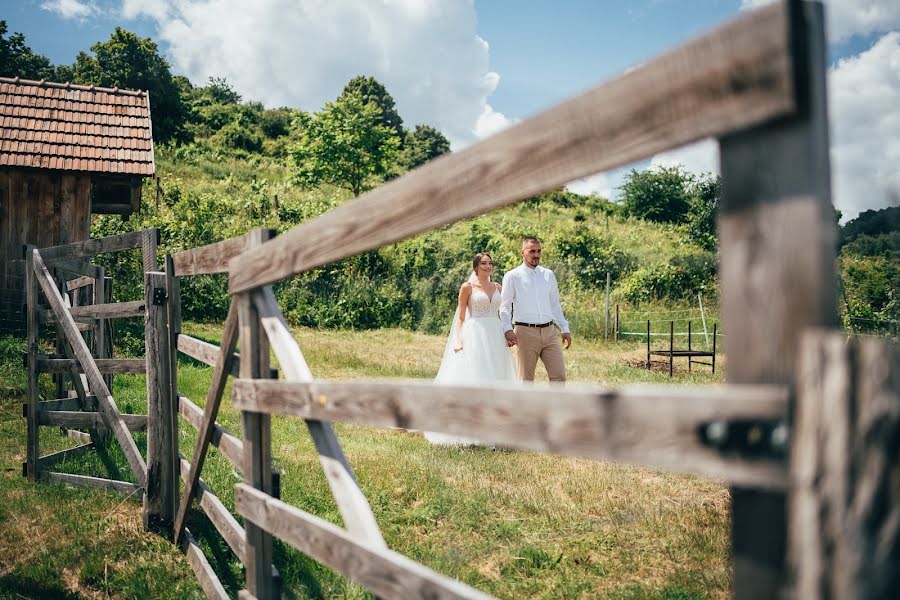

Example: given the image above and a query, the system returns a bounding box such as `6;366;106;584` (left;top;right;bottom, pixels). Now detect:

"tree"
684;173;721;250
293;91;401;196
202;76;242;105
0;21;55;80
340;76;404;140
619;165;693;223
403;124;450;169
72;28;187;143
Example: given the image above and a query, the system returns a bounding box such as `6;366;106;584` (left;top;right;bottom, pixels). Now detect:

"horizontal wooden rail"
229;1;798;292
177;335;241;378
28;395;97;413
37;357;146;375
179;456;246;563
233;379;790;490
236;484;493;600
178;395;244;474
170;228;275;277
65;275;96;291
42;471;144;498
39;410;147;431
183;528;229;600
54;260;103;279
40;300;145;323
39;230;151;263
38;443;94;469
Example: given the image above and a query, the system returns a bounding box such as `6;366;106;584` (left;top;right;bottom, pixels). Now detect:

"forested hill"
2;23;896;338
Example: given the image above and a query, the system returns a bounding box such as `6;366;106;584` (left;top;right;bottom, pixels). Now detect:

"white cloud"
41;0;96;20
565;172;613;199
829;31;900;219
473;103;513;140
740;0;900;42
650;138;720;176
121;0;501;148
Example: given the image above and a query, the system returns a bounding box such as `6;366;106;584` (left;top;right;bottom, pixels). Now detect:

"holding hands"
504;330;517;347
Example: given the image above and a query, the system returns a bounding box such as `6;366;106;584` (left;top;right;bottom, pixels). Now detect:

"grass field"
0;326;730;599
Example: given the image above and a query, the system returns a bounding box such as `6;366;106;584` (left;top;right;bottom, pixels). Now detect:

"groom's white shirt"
500;263;570;334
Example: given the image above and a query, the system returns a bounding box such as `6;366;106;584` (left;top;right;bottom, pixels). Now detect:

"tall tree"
619;165;693;223
685;173;721;250
72;28;187;143
403;124;451;170
293;91;401;197
341;76;404;140
0;21;55;80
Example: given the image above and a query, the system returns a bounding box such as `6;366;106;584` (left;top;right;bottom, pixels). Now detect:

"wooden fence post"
144;271;176;538
24;245;39;481
790;332;899;599
239;229;277;599
717;3;835;597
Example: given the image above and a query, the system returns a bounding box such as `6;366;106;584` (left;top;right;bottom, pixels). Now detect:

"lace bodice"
469;286;501;318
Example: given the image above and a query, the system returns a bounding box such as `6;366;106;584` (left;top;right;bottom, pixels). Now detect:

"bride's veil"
435;271;480;381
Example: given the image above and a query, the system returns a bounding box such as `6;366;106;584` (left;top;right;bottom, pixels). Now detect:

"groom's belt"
515;321;553;328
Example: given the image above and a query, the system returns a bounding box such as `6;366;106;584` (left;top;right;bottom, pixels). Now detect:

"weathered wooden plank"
178;395;244;474
43;471;143;498
182;528;230;600
32;249;147;487
717;4;834;597
234;378;789;490
39;230;147;263
174;299;240;544
40;300;146;323
789;332;899;600
235;484;492;600
37;357;146;375
171;228;275;277
32;395;97;413
179;456;246;563
24;245;39;481
145;271;177;538
65;275;95;291
252;287;386;544
38;443;94;469
177;334;241;378
229;1;797;293
39;410;147;431
53;259;103;279
142;228;159;273
66;429;92;444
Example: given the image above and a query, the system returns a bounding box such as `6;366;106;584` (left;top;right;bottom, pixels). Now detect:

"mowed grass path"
0;327;729;599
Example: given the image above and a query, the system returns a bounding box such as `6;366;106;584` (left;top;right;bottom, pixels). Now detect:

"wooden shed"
0;76;154;333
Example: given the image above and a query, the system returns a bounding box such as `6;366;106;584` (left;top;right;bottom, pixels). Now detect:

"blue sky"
4;0;900;218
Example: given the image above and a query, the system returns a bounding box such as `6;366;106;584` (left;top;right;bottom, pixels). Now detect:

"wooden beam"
177;334;241;378
174;299;240;545
179;456;246;563
252;287;386;545
229;1;797;293
39;230;147;263
716;3;834;597
39;410;147;431
789;332;899;599
37;357;146;375
38;443;94;469
41;300;145;321
142;228;159;273
233;378;790;490
32;249;147;487
54;260;104;279
145;271;177;538
178;395;244;474
32;395;97;413
65;275;95;291
182;528;230;600
25;245;39;481
171;228;275;277
235;484;492;600
43;471;143;498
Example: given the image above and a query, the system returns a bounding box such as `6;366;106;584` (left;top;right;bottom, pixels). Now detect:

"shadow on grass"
0;574;82;599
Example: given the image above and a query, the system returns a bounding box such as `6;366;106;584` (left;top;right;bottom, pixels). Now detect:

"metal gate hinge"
152;287;167;305
698;419;789;458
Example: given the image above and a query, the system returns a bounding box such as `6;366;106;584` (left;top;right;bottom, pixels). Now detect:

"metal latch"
698;419;789;458
152;287;167;305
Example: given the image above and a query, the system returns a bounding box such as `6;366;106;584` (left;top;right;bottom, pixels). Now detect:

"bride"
424;252;518;446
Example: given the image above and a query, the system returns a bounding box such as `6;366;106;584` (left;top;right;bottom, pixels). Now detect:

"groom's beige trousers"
514;325;566;382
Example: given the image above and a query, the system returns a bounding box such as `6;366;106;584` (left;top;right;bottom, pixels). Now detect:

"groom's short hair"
522;236;541;246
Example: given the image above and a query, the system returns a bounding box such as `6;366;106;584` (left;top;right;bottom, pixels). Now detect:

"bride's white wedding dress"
424;285;517;446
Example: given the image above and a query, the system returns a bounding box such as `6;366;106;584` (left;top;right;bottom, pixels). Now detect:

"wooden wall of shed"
0;168;91;334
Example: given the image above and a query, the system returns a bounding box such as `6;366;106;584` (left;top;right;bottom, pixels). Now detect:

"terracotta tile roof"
0;77;155;176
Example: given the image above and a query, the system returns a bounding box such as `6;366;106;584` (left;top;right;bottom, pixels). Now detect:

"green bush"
555;226;635;288
621;252;717;303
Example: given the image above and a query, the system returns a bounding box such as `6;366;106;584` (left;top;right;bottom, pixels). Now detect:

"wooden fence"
21;2;898;598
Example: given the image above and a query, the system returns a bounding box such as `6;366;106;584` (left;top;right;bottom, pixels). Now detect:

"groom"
500;236;572;382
